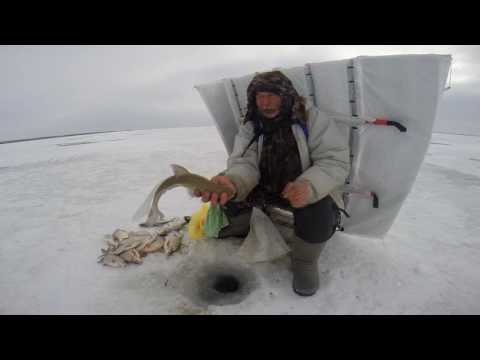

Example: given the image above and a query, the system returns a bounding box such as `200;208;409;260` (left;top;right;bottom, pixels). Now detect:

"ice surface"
0;127;479;314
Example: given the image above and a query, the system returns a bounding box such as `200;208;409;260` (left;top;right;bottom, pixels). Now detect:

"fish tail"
141;204;165;227
132;182;161;221
157;208;165;220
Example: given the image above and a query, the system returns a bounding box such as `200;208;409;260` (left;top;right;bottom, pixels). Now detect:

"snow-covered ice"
1;126;479;314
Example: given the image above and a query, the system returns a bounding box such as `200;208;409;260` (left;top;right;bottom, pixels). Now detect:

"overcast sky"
1;45;479;141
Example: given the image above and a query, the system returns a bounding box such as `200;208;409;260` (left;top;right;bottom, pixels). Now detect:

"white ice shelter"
195;54;452;239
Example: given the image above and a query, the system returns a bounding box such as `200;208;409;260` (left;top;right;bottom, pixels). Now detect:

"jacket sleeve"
224;121;260;201
297;109;350;204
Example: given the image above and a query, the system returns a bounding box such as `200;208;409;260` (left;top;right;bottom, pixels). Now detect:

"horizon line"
1;127;479;145
0;124;214;145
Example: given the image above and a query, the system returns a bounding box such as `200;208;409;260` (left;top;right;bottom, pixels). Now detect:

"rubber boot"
291;236;326;296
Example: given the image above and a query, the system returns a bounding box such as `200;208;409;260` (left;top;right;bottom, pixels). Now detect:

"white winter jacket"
225;105;351;210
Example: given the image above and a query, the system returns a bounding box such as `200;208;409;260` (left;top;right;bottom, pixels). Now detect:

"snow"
1;127;479;314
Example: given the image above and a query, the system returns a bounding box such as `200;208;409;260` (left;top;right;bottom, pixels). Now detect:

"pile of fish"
99;163;231;268
98;217;189;268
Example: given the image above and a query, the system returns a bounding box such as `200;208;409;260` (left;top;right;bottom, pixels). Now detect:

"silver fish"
112;229;129;242
164;231;183;256
140;237;165;255
156;217;188;235
134;164;234;227
112;238;147;255
127;231;156;253
98;253;127;268
119;249;143;264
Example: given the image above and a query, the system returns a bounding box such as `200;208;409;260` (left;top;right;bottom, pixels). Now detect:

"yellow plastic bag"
188;203;210;240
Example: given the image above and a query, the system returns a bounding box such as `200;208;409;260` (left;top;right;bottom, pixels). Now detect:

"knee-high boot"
291;236;326;296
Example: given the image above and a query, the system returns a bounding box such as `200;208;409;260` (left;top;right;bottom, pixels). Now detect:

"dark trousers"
218;195;340;243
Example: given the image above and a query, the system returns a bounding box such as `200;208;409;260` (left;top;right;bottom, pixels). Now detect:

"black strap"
240;132;261;157
338;208;351;218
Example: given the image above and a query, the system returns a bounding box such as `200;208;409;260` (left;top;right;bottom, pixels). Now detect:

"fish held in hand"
136;164;235;227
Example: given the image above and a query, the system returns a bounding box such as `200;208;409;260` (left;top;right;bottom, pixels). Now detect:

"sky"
1;45;479;142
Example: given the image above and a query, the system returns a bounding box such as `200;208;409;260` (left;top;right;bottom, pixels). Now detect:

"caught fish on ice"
119;248;143;264
98;253;127;268
132;164;234;227
156;217;188;235
164;231;183;256
126;230;156;253
112;229;129;242
99;224;187;267
140;237;165;255
111;237;148;255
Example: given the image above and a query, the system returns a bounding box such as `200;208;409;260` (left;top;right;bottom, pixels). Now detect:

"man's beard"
259;109;280;119
259;111;281;122
258;112;292;135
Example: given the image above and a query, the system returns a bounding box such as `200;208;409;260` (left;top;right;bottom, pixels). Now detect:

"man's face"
255;92;282;119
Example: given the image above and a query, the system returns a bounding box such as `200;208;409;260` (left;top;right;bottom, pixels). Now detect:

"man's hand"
282;180;312;208
193;175;237;206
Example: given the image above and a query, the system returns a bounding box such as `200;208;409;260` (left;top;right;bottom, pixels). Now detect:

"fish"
98;253;127;268
135;164;235;228
140;237;165;255
112;229;129;242
99;221;188;268
119;249;143;264
155;217;188;235
112;237;149;255
129;235;156;255
129;234;155;242
103;230;155;253
164;231;183;256
98;236;150;267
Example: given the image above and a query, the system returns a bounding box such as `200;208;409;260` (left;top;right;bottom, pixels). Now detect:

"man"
195;70;350;296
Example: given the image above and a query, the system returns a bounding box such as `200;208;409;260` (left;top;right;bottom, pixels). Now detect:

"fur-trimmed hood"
243;70;308;127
